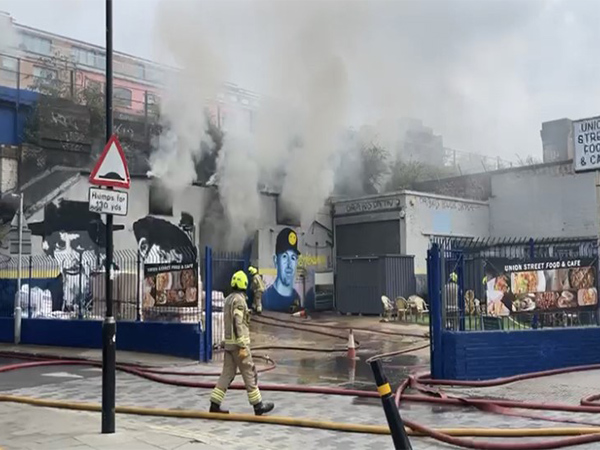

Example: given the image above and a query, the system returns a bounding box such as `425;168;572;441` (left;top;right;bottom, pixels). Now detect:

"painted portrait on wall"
28;199;121;313
262;227;302;312
133;214;198;311
133;214;196;264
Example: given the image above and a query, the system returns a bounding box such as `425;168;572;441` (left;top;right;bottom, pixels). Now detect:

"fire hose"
3;317;600;449
3;357;600;449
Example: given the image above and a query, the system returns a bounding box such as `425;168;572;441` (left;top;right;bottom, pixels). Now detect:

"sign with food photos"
143;262;198;307
484;258;597;316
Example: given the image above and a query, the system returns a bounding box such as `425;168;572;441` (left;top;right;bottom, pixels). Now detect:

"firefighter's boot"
254;401;275;416
209;402;229;414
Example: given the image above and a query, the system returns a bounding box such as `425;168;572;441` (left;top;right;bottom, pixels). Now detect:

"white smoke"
149;0;226;191
149;0;593;247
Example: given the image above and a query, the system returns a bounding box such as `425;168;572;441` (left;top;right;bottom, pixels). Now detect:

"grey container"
335;255;416;315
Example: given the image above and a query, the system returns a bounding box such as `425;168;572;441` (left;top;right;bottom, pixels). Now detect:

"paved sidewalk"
0;344;195;368
0;402;223;450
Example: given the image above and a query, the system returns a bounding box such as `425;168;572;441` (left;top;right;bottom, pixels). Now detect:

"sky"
2;0;600;161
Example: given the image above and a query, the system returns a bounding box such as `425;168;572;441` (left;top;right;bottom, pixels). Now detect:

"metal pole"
369;359;412;449
101;0;116;435
14;193;23;344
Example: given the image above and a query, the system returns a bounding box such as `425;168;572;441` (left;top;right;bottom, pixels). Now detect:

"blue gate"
428;236;600;380
202;246;250;362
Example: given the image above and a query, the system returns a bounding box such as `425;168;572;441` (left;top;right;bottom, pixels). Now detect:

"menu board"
143;262;198;307
485;258;597;316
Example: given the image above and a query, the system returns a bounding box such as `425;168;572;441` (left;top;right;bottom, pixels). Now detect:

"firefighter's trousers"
210;348;262;406
254;292;263;312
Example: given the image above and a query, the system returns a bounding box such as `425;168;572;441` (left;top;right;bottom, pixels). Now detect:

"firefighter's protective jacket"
251;274;265;295
223;292;251;350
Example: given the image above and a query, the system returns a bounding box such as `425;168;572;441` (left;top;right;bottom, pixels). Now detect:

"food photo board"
484;258;598;317
143;262;199;307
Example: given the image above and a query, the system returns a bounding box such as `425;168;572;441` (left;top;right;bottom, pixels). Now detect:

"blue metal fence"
201;246;249;362
428;236;600;379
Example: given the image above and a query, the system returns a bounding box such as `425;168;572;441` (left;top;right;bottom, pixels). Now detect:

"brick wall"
441;327;600;380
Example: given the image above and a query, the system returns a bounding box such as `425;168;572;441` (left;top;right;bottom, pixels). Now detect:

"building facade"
0;11;258;133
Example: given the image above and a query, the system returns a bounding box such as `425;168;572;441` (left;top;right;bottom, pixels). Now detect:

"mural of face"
263;228;302;312
42;230;97;307
133;214;196;264
29;200;118;312
274;249;298;292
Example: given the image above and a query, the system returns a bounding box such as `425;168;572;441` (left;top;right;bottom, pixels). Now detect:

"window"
86;78;104;92
145;67;162;83
21;33;52;55
149;184;173;216
32;66;57;86
114;87;132;108
134;63;144;79
71;46;104;69
0;57;18;82
146;93;159;105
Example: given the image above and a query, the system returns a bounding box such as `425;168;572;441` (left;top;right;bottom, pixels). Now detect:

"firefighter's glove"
238;347;249;359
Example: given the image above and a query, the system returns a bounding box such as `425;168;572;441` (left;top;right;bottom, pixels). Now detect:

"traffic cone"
292;309;307;318
347;329;357;359
348;354;356;384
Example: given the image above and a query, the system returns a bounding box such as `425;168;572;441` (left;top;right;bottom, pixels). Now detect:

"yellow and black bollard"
369;359;412;449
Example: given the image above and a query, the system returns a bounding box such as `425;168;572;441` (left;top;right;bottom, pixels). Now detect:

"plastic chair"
380;295;393;322
395;296;408;321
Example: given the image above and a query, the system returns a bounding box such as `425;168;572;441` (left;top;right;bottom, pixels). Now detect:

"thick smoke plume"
150;0;586;248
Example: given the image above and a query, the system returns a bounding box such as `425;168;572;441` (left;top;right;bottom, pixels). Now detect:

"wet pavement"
7;315;600;448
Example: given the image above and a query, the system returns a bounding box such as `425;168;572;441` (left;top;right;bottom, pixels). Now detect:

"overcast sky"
2;0;600;160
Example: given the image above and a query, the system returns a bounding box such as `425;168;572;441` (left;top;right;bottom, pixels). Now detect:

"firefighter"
209;270;275;416
248;266;265;314
445;272;459;329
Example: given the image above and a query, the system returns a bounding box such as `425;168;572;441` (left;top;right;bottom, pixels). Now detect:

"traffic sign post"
89;188;128;216
95;0;132;435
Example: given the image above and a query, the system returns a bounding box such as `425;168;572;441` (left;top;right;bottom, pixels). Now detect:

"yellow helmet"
248;266;258;276
231;270;248;290
449;272;458;283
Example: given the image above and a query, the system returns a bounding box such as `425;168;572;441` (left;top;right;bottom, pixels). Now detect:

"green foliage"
361;144;389;194
23;52;106;144
386;159;457;192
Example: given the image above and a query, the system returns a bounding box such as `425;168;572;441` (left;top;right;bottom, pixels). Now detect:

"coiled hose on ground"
2;315;600;449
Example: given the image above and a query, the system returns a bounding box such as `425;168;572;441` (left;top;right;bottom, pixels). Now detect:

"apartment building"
0;11;258;131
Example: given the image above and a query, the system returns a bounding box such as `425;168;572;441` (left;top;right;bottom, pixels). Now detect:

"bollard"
369;359;412;450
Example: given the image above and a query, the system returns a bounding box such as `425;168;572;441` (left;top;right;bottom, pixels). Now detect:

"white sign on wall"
88;187;128;216
573;116;600;172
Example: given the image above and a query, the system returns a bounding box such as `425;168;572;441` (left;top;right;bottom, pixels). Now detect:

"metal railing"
0;51;160;117
433;236;599;332
0;246;205;323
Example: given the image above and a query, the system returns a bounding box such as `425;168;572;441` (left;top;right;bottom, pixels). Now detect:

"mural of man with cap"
262;227;301;312
28;199;123;313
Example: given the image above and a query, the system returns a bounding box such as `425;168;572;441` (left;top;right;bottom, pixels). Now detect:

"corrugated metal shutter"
336;255;416;315
335;220;400;257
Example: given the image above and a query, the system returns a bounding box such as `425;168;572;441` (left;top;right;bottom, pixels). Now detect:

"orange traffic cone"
347;329;357;359
292;309;307;318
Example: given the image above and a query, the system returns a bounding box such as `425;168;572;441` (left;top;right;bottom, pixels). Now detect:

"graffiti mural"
27;199;122;314
262;227;302;312
133;213;198;311
260;223;333;313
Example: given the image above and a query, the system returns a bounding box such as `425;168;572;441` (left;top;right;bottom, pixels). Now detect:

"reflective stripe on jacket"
223;291;251;348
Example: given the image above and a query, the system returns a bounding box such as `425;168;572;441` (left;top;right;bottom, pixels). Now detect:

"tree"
23;51;105;145
195;114;224;184
386;159;457;192
361;144;389;194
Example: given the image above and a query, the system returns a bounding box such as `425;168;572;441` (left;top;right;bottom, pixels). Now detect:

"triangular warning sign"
89;135;131;189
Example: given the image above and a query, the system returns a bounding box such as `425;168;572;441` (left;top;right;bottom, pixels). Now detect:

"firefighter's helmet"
248;266;258;276
231;270;249;290
449;272;458;283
